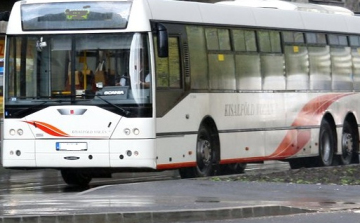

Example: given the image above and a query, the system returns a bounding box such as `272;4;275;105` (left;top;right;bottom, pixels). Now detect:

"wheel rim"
197;138;212;171
342;132;353;161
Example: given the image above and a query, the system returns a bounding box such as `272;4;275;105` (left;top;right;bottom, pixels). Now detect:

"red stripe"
268;93;353;159
157;162;196;170
24;121;69;137
220;157;272;164
221;93;354;164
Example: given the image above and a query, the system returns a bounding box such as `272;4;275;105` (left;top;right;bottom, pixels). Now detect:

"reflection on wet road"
0;169;180;195
0;161;289;195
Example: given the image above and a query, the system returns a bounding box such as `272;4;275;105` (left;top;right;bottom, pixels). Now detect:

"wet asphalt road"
1;162;360;222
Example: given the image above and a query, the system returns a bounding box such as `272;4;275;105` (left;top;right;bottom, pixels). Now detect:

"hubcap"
342;133;353;156
197;139;211;167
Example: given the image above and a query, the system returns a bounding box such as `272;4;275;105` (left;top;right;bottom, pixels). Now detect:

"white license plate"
56;142;87;151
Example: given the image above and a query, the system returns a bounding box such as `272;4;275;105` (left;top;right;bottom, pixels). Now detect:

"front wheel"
318;119;336;166
61;169;92;187
179;125;219;178
195;126;216;177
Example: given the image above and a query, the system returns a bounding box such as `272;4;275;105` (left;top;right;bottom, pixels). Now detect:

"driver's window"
154;36;181;89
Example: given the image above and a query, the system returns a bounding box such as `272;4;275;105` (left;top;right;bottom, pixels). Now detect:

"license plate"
56;142;87;151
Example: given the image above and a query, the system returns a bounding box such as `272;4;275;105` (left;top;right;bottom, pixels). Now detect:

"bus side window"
206;28;235;91
233;29;261;91
306;33;331;90
350;36;360;90
283;31;309;90
258;30;285;90
328;34;352;91
186;25;208;90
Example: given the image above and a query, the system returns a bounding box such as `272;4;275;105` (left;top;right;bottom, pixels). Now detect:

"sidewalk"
1;178;360;223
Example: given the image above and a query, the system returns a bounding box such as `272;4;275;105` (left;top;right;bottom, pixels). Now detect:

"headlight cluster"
9;129;24;136
124;128;140;135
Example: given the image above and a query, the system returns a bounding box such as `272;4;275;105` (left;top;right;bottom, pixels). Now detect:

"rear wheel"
340;120;356;165
61;169;92;187
318;119;336;166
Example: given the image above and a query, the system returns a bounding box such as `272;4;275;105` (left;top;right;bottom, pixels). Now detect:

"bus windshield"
5;32;152;118
21;1;131;30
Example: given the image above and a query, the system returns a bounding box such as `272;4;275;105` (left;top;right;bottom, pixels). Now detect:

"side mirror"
157;24;168;58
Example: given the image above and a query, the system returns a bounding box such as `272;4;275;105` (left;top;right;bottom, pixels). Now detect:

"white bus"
3;0;360;186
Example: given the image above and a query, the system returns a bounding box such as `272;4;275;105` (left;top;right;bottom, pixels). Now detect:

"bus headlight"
9;129;15;136
133;128;140;135
124;128;141;136
17;129;24;136
124;128;131;135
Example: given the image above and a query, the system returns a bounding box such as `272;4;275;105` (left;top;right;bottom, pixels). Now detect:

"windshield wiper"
95;94;131;117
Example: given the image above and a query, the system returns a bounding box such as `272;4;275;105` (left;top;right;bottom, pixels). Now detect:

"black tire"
61;169;92;187
340;120;357;165
318;119;336;166
179;125;219;178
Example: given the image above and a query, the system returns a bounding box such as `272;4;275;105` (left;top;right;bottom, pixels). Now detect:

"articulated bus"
3;0;360;186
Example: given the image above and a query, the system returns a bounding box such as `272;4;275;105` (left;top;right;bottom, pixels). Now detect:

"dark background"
1;1;15;12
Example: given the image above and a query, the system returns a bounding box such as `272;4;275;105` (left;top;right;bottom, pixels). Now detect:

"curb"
0;206;314;223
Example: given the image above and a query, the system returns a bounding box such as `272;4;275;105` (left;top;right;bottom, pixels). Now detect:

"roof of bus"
147;0;360;34
7;0;360;35
216;0;354;16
